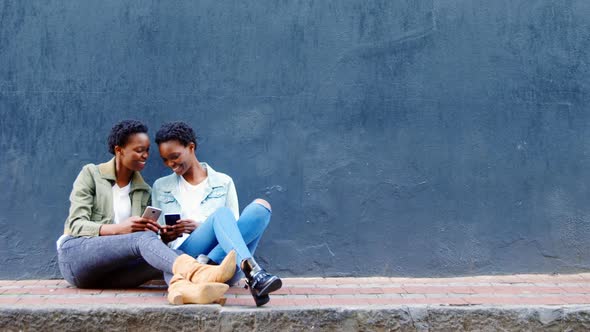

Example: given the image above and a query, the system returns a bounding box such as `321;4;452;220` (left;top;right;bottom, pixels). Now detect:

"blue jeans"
178;201;271;277
57;231;180;288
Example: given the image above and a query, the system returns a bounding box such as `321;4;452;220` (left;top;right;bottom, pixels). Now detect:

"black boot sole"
254;294;270;307
255;277;282;297
246;277;282;306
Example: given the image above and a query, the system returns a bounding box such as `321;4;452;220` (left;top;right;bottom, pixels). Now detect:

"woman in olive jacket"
56;120;236;305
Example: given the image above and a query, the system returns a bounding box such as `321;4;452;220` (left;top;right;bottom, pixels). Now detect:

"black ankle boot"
241;258;282;307
252;293;270;307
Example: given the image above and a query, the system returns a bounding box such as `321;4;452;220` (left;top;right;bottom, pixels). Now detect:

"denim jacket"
151;162;239;249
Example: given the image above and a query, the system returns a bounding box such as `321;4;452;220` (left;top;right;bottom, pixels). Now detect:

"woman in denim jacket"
56;120;238;305
152;121;282;306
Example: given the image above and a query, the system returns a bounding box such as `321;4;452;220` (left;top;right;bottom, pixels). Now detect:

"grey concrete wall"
1;1;590;279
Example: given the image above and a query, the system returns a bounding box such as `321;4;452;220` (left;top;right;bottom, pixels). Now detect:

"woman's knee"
212;207;236;220
134;230;159;247
136;230;158;240
253;198;271;212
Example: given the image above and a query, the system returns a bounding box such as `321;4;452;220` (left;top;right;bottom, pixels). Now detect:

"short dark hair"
107;120;148;155
155;121;197;148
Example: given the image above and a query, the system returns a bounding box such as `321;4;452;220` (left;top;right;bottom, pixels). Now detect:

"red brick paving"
2;274;590;308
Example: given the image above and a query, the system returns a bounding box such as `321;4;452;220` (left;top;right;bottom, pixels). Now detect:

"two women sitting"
56;120;281;306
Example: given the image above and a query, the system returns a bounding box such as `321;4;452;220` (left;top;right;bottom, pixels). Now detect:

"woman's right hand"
120;216;161;233
99;217;160;235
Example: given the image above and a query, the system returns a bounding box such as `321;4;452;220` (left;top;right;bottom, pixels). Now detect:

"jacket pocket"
157;193;176;204
204;187;226;200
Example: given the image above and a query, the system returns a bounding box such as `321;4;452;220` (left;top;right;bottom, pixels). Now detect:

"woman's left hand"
160;225;181;243
173;218;200;235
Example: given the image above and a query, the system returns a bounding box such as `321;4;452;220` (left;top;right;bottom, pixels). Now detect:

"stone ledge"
2;305;590;331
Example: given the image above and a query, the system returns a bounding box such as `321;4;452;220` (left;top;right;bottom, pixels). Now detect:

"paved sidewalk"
2;273;590;307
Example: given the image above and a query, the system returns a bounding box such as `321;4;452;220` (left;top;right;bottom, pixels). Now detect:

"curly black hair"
155;121;197;148
107;120;149;155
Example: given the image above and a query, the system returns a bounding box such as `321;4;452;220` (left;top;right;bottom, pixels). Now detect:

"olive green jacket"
64;158;151;237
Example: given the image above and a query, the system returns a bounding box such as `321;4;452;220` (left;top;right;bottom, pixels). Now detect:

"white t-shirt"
177;175;208;222
112;182;131;224
171;176;208;248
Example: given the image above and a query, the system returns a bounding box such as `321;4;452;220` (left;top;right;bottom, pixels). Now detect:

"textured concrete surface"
2;1;590;279
3;275;590;330
0;305;590;331
2;303;590;331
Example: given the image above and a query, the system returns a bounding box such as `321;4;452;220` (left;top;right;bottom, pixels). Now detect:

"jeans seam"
215;218;250;261
136;232;175;273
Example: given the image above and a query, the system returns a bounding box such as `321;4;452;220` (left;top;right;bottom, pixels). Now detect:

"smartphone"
142;206;162;221
164;213;181;226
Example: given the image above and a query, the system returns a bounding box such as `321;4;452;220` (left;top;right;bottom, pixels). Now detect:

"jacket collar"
159;162;223;194
97;157;150;192
202;162;225;187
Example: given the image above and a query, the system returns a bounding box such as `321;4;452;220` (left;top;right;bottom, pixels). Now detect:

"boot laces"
244;270;271;289
253;270;271;284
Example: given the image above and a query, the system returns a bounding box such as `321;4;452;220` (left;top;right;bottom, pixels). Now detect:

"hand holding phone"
160;213;182;241
117;215;160;234
142;206;162;221
164;213;181;226
163;214;200;238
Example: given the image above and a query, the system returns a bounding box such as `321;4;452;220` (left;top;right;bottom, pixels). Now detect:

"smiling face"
158;139;196;176
115;133;150;172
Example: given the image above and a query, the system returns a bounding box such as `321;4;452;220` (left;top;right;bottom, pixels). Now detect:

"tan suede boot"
172;250;237;284
167;274;229;305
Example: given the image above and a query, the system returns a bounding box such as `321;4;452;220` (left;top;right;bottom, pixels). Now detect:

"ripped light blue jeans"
178;201;271;284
